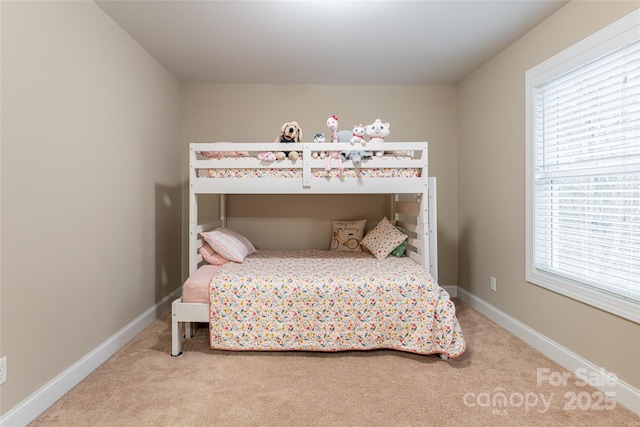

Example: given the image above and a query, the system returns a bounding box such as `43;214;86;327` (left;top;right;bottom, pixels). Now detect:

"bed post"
220;194;227;227
428;177;438;283
418;143;438;282
189;145;199;275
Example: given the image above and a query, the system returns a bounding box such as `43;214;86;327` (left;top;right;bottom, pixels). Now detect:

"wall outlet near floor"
490;277;497;292
0;356;7;385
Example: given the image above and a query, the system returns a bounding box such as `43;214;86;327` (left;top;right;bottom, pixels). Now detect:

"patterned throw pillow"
330;219;367;252
201;227;256;263
362;217;408;260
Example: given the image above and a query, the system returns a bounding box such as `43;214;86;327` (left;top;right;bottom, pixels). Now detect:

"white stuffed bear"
365;119;390;157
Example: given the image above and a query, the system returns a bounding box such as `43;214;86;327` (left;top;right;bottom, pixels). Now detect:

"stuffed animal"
259;121;302;161
350;124;366;145
365;119;390;157
325;116;343;171
276;121;302;161
340;150;373;164
338;124;373;164
326;115;339;142
312;133;327;159
325;150;343;172
337;130;352;142
326;115;352;143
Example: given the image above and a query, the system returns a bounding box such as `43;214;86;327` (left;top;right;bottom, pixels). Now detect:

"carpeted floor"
30;300;639;426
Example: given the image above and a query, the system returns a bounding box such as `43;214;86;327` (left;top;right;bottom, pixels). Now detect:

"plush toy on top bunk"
325;115;344;171
350;124;366;145
365;119;390;157
311;133;327;159
340;149;373;165
340;123;371;165
258;121;303;161
326;115;353;144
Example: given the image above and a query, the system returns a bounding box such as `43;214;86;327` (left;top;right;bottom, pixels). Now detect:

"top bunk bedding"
190;142;428;194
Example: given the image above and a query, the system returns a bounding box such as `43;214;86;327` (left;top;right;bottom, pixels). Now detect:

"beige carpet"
30;300;639;426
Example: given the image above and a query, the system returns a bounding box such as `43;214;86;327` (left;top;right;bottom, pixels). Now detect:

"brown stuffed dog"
275;121;302;161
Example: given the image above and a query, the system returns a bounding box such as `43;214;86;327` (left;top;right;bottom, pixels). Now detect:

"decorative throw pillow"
200;227;256;263
198;243;230;266
330;219;366;252
361;217;408;260
391;239;407;257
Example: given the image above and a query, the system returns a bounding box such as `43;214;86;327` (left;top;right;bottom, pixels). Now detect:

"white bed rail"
190;142;428;194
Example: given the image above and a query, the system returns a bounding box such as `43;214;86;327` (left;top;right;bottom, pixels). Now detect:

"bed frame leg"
185;322;195;338
171;310;182;357
439;354;448;361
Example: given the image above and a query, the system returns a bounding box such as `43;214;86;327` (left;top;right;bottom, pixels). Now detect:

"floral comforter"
209;250;466;357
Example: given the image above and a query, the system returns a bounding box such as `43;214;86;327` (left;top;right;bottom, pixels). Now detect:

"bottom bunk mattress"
209;250;466;357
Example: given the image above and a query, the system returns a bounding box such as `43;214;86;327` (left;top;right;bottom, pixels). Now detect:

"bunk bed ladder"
389;177;438;282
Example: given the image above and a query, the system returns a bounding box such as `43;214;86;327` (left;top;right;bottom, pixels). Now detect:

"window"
526;10;639;324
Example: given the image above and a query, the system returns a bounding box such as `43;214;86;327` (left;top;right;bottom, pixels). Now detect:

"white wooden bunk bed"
172;141;466;359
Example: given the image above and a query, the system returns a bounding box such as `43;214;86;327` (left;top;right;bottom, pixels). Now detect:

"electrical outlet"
490;277;497;292
0;356;7;385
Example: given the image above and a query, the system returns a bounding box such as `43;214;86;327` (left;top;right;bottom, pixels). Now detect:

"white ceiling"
96;0;569;85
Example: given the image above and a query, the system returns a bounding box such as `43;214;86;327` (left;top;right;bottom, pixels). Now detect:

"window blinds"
533;39;640;302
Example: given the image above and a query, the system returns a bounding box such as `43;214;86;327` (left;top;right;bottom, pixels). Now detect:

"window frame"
525;9;640;324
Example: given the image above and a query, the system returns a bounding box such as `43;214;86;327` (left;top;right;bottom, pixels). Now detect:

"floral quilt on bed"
209;250;466;357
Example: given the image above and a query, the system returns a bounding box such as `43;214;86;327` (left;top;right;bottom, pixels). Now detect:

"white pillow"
361;217;408;260
330;219;366;252
201;227;256;263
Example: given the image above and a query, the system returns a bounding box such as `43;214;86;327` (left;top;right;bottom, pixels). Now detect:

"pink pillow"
199;243;230;266
182;265;222;303
201;227;256;263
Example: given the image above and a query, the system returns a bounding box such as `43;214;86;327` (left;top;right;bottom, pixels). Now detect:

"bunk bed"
172;141;466;359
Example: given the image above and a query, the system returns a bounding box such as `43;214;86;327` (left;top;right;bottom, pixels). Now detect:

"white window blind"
526;10;640;323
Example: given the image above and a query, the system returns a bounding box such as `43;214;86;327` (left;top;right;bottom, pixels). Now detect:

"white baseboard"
456;287;640;416
441;285;457;298
0;287;182;427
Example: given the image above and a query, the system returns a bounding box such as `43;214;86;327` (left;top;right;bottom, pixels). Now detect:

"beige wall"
457;0;640;389
3;0;637;420
180;84;459;285
0;1;182;414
